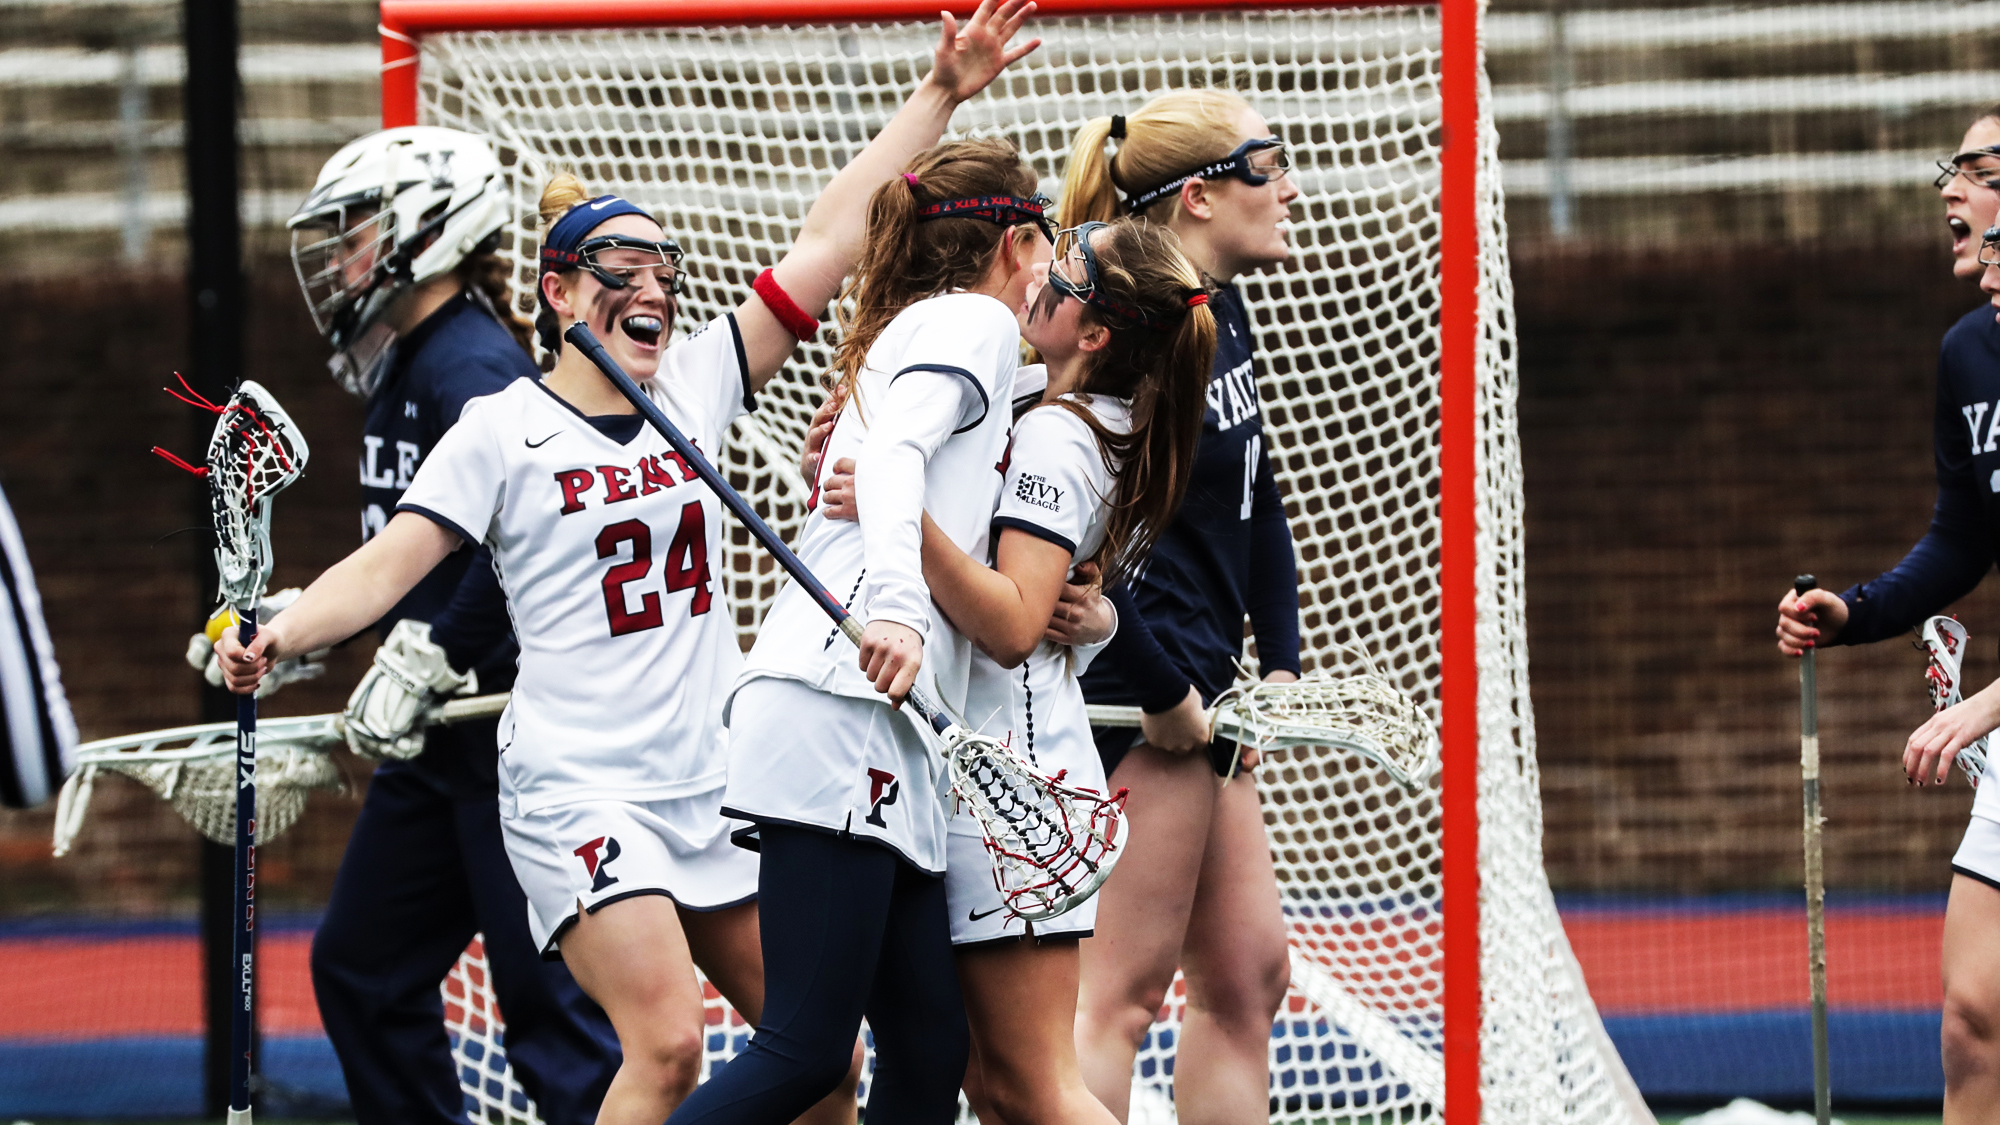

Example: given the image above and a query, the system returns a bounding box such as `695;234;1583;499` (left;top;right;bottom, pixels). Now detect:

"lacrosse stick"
1086;646;1440;792
1794;575;1831;1125
565;323;1124;922
151;376;309;1125
1919;614;1990;787
51;690;521;857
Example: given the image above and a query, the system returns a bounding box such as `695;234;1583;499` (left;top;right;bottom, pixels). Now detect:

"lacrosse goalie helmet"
289;127;510;396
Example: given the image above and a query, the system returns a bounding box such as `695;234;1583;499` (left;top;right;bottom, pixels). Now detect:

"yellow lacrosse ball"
204;605;241;644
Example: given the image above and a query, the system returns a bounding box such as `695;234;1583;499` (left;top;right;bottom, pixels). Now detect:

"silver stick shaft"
1797;574;1831;1125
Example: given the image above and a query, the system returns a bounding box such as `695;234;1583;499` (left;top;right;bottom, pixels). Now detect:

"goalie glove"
342;618;479;761
185;588;328;699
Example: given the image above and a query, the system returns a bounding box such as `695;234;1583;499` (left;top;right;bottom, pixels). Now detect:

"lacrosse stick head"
1228;643;1441;792
204;381;310;611
943;727;1128;922
1920;615;1989;788
1923;615;1971;711
52;720;345;856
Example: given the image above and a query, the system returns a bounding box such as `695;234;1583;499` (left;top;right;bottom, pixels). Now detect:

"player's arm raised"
735;0;1040;385
214;512;460;693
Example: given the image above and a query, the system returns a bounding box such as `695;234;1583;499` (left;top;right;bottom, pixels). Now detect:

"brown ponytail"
1051;221;1216;589
1059;90;1252;227
831;139;1042;409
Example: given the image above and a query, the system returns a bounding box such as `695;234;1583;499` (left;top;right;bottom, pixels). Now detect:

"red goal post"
373;1;1522;1121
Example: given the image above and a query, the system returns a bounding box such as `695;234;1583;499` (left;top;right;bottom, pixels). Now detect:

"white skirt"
944;820;1099;946
723;675;951;874
1954;810;2000;890
501;787;760;957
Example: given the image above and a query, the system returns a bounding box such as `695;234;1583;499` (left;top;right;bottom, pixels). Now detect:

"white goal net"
412;6;1652;1122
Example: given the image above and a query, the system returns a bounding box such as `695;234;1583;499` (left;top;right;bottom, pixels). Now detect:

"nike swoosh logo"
967;906;1007;922
590;198;615;210
526;432;561;448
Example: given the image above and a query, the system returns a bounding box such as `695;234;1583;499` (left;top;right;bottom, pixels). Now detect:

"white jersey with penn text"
959;394;1127;836
725;291;1020;871
397;314;752;817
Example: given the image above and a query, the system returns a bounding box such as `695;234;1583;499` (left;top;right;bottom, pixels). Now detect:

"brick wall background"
0;239;1992;912
1520;240;1994;893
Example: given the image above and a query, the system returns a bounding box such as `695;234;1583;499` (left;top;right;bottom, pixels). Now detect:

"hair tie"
1186;291;1209;308
1109;115;1127;140
903;172;921;188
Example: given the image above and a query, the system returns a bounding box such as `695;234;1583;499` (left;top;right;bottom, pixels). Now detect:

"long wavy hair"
1049;220;1216;588
830;138;1042;410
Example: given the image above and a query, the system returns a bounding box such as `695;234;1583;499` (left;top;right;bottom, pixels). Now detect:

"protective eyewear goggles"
915;193;1057;242
1047;221;1201;332
540;234;687;295
1127;137;1291;213
1978;225;2000;267
1936;145;2000;191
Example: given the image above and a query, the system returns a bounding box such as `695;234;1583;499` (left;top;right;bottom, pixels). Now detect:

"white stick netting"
413;7;1650;1122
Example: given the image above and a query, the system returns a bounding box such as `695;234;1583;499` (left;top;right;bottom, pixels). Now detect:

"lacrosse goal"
380;0;1652;1120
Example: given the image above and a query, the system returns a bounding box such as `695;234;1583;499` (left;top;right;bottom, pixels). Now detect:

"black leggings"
666;824;969;1124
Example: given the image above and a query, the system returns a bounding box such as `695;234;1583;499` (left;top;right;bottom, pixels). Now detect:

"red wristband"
753;269;820;342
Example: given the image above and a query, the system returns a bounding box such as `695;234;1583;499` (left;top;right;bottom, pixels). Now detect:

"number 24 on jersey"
597;502;712;636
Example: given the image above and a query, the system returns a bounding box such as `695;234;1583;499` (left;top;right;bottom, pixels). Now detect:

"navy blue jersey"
1081;282;1303;712
362;291;534;687
1834;303;2000;646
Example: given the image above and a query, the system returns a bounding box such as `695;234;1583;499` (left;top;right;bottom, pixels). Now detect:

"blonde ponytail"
1060;90;1251;226
538;171;590;230
1058;116;1123;227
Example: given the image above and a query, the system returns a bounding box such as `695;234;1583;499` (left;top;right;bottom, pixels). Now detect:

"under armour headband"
915;193;1056;241
539;194;656;272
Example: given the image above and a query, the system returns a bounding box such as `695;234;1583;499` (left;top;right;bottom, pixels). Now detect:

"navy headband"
540;194;655;272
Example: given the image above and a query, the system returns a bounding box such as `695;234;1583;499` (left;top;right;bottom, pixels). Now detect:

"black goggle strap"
1127;138;1287;213
915;194;1056;240
1050;221;1187;332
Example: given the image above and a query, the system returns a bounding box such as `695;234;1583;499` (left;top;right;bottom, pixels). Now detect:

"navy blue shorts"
1093;726;1243;779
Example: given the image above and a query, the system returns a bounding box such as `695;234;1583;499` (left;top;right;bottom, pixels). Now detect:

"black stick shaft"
564;324;953;737
1794;574;1830;1125
230;614;257;1123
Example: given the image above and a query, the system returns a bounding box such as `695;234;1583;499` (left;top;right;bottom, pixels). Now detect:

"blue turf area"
1606;1011;1943;1103
0;1036;346;1119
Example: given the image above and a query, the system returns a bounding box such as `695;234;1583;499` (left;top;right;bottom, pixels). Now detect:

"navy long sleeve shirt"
1834;303;2000;646
1082;282;1303;713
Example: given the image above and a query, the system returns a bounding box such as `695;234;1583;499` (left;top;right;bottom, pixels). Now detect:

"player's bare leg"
1942;873;2000;1124
1174;771;1289;1125
1074;744;1215;1121
679;903;864;1125
958;939;1119;1125
561;895;709;1125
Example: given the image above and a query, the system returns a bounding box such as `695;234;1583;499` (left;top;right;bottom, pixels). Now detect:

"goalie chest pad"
397;314;753;817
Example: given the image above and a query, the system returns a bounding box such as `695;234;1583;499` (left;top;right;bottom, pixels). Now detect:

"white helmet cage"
288;126;510;352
